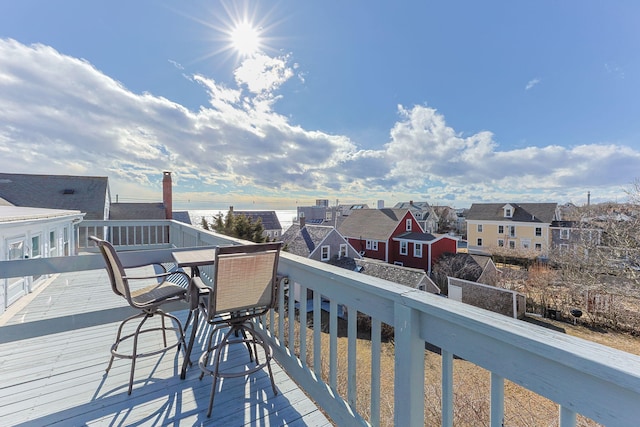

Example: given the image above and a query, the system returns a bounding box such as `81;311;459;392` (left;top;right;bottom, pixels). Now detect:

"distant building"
0;206;84;313
296;200;368;228
281;217;360;262
233;209;283;240
0;171;181;222
354;258;440;294
466;202;558;257
0;172;110;220
338;208;457;274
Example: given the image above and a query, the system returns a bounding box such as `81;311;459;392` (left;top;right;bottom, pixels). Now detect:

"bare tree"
432;253;483;294
545;183;640;329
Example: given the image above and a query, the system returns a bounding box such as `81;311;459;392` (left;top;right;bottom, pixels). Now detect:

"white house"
0;206;84;314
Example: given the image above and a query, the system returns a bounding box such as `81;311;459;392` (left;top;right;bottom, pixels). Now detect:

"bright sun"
230;21;261;57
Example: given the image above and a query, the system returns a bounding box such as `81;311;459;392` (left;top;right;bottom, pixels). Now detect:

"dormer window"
503;204;514;218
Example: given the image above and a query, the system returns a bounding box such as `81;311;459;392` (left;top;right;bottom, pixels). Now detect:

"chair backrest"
90;236;131;301
208;242;282;318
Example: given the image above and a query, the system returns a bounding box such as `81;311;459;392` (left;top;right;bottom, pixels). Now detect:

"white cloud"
233;53;293;95
525;78;541;90
0;39;635;208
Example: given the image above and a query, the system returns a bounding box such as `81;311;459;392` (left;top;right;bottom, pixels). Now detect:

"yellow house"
466;203;558;257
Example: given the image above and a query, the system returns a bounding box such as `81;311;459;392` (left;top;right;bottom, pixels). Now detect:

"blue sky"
0;1;639;209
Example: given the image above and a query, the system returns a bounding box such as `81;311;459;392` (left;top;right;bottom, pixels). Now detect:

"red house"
338;208;457;274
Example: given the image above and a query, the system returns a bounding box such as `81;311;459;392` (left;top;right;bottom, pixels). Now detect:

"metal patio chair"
191;242;282;417
90;236;189;395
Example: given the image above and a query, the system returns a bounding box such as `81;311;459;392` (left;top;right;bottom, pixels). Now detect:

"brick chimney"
299;215;306;228
162;171;172;219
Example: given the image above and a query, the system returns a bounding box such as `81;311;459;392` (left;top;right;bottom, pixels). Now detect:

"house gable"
282;224;360;262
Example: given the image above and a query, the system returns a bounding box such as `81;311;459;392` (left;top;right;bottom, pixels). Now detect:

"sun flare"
230;21;261;57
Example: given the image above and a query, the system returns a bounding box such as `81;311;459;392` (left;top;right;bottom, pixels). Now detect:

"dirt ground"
524;314;640;356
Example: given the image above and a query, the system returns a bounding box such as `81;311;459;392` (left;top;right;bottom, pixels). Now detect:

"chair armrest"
124;262;168;273
189;276;211;310
124;270;190;291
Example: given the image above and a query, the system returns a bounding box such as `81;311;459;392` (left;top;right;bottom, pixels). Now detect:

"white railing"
3;219;640;426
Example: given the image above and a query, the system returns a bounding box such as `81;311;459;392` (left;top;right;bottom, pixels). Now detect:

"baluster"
371;318;381;427
313;291;322;377
329;299;338;390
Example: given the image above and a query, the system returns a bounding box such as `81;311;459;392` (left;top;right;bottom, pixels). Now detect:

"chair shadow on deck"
10;313;311;427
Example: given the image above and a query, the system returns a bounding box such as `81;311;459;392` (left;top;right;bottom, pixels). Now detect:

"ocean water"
188;209;297;233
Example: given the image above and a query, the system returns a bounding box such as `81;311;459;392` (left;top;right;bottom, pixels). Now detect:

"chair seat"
131;282;186;306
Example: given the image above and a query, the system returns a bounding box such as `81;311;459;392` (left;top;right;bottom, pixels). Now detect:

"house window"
498;225;504;234
477;238;483;247
560;229;570;240
31;235;41;258
477;224;483;232
522;239;531;250
406;219;412;231
414;243;422;258
559;243;569;252
505;208;512;218
49;230;57;257
63;227;70;256
325;211;332;221
498;239;504;247
339;244;347;258
321;246;330;261
535;227;542;237
400;241;408;255
509;241;516;249
509;226;516;237
535;243;542;251
366;240;378;251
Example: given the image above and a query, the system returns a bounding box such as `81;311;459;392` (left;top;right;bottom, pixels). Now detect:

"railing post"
490;373;504;427
394;303;424;426
442;350;454;427
559;406;577;427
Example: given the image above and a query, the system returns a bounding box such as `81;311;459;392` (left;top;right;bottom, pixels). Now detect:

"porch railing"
2;219;640;426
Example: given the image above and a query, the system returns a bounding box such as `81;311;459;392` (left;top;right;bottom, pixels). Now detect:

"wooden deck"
0;269;332;426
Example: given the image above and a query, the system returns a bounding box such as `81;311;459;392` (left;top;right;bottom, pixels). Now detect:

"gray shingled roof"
338;208;408;240
234;211;282;231
466;203;557;223
109;203;166;220
0;173;109;220
281;224;334;257
394;231;437;242
355;258;439;293
172;211;192;224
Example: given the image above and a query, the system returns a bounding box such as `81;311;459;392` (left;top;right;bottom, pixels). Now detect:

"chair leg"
181;309;199;379
106;309;184;395
128;314;151;395
160;311;168;348
200;323;278;417
246;322;261;366
159;310;185;352
246;325;278;396
106;312;146;373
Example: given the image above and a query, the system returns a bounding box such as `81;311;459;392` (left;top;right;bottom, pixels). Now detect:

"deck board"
0;269;332;426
